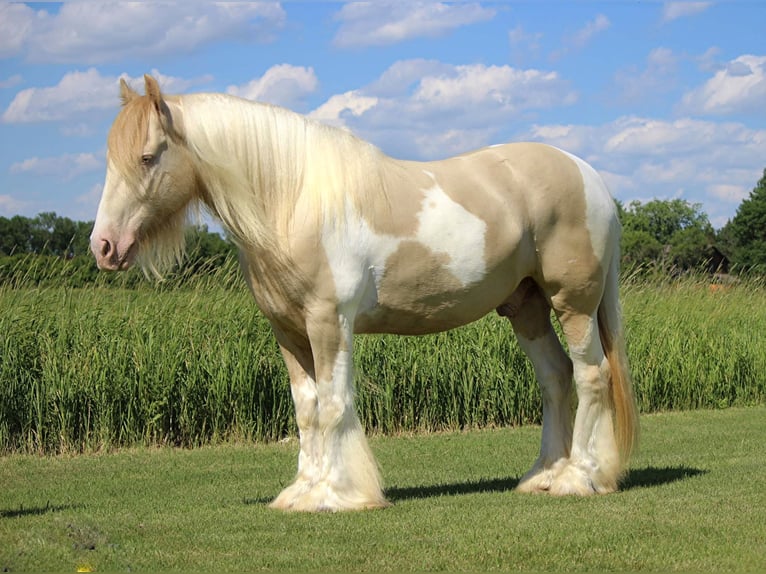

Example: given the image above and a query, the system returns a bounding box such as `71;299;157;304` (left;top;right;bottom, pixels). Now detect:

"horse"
91;74;638;512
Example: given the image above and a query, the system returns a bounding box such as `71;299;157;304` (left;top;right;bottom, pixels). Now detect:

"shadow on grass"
386;465;707;502
621;465;708;490
387;476;520;502
241;466;707;507
0;502;84;519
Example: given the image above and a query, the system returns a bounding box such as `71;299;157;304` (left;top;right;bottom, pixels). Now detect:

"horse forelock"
107;95;155;187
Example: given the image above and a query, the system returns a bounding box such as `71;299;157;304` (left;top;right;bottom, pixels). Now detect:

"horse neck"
178;94;307;250
178;93;387;251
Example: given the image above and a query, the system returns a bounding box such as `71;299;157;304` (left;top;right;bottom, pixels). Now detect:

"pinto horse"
91;75;638;512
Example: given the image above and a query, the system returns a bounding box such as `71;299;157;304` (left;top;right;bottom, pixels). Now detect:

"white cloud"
0;3;35;59
310;59;576;159
680;54;766;116
661;2;712;23
2;69;208;124
2;68;117;123
708;184;749;203
311;91;379;128
333;1;495;47
227;65;319;109
2;3;285;64
10;152;103;181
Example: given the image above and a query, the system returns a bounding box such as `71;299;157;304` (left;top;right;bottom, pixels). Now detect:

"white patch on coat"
416;184;487;285
320;210;399;310
321;181;487;312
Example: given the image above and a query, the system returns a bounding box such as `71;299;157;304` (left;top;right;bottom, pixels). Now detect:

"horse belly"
354;291;496;335
353;260;523;335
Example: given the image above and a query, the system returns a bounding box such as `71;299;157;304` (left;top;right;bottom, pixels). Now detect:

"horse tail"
597;249;639;469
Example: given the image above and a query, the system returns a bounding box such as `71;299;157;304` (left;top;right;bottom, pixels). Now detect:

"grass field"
1;407;764;571
1;269;765;453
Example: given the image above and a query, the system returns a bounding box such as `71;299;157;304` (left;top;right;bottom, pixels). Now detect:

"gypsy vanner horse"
91;75;638;512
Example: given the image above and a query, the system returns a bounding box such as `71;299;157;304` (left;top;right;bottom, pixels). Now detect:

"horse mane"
179;93;387;250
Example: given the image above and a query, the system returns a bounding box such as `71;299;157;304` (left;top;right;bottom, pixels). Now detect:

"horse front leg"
268;334;323;511
272;313;388;512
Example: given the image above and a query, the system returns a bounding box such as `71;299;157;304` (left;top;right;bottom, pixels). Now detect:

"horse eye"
141;154;154;166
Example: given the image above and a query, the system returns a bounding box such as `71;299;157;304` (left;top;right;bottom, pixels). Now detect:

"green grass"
1;407;764;571
1;273;765;453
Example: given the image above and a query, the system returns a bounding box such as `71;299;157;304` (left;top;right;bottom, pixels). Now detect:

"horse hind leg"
547;260;638;496
498;279;574;493
549;307;622;495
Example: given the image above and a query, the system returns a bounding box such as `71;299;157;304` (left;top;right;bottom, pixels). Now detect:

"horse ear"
119;78;138;106
144;74;163;109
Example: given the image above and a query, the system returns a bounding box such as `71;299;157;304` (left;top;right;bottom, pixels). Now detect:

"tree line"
618;168;766;275
1;168;765;285
0;213;237;287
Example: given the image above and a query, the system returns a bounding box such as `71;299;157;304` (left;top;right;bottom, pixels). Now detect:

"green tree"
618;199;715;271
720;169;766;271
0;215;32;255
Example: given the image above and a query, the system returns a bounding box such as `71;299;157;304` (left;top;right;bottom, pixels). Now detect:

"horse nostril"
100;239;112;259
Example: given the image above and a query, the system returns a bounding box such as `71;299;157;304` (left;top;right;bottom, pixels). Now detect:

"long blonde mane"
179;93;387;248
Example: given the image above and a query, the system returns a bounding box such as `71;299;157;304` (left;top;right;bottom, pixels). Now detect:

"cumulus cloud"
1;2;285;64
310;59;576;159
680;54;766;116
661;2;711;23
227;65;319;109
333;1;495;47
10;152;103;181
0;3;35;59
311;91;379;127
1;69;208;124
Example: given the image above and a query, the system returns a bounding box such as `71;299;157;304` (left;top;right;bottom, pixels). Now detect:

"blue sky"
1;1;764;229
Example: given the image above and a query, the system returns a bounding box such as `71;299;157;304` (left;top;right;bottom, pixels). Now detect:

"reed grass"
1;262;764;454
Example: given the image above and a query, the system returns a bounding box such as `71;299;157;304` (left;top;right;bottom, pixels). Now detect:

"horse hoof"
270;480;389;512
548;463;616;496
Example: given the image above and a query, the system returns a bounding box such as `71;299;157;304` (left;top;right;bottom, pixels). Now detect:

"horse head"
91;74;198;275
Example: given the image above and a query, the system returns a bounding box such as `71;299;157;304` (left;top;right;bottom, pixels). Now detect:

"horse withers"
91;75;638;511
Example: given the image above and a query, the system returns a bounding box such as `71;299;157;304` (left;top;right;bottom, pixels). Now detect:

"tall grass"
1;261;764;453
622;275;766;412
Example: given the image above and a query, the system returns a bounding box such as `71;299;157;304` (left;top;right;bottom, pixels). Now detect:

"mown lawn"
2;406;764;572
